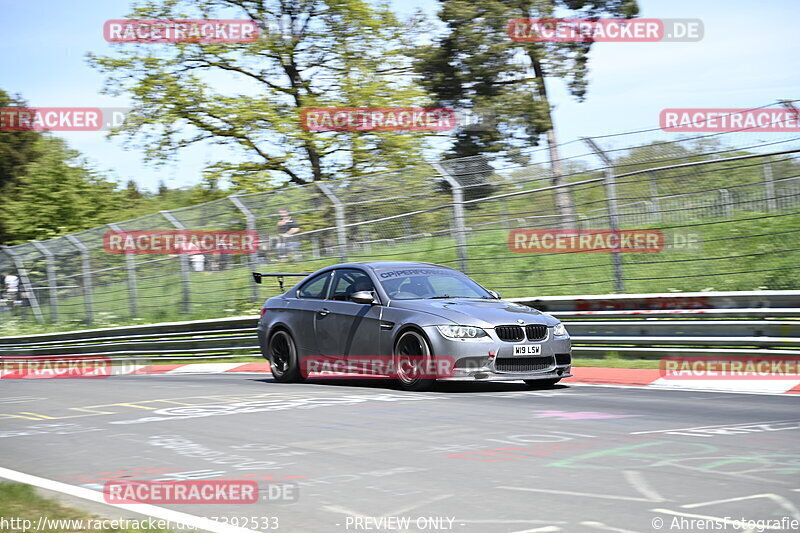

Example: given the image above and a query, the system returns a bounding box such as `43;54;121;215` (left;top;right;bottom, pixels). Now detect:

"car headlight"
553;322;568;337
436;325;489;339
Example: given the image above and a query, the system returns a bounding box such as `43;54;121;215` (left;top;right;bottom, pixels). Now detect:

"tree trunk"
531;54;577;228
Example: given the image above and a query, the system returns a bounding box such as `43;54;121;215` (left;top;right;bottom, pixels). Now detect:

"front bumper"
422;325;572;382
439;361;572;382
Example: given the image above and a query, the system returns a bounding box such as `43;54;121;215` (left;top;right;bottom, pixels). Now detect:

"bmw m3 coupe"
255;262;571;390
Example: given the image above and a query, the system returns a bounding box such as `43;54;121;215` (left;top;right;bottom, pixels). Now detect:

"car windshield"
375;267;491;300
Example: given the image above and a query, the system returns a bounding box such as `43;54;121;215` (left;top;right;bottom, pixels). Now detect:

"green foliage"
88;0;436;191
1;136;122;243
0;90;41;191
413;0;639;158
0;127;226;244
0;89;43;242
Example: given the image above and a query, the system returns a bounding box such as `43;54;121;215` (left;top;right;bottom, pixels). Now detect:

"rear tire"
393;330;435;392
268;330;304;383
524;378;561;388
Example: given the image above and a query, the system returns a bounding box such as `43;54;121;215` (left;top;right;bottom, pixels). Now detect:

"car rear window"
298;272;330;299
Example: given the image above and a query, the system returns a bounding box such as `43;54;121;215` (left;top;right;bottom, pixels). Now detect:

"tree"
413;0;639;225
1;137;122;243
125;179;143;199
88;0;434;191
0;90;41;191
0;89;43;243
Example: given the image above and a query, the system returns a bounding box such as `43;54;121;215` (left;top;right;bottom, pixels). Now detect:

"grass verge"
0;482;172;532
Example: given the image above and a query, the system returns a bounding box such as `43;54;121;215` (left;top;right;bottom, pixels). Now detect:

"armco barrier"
1;291;799;361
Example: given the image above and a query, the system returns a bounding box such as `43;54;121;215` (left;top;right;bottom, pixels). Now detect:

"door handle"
318;308;329;316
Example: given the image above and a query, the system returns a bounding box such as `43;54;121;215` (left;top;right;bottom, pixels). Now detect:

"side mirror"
350;291;375;305
488;290;502;299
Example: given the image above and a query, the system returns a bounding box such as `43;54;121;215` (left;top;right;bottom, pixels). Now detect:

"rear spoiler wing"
252;272;311;290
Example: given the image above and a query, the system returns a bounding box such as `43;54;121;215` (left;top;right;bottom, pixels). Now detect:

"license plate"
513;344;541;356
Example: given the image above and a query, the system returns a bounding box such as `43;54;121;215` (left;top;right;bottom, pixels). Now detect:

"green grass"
0;482;172;532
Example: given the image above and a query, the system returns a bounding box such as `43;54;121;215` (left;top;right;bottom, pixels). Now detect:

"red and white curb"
127;363;800;395
564;367;800;395
130;362;270;375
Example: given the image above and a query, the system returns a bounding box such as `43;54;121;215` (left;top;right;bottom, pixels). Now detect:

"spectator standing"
2;271;20;311
276;209;300;261
3;271;20;300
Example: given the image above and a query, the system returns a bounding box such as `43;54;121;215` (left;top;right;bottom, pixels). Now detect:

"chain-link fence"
2;105;800;325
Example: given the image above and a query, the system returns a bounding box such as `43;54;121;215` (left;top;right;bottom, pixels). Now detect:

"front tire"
268;330;304;383
393;330;435;392
524;378;561;388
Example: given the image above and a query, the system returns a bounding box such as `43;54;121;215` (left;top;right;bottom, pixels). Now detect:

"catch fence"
2;105;800;324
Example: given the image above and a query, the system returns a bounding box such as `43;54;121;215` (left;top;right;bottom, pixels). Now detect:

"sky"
1;0;798;192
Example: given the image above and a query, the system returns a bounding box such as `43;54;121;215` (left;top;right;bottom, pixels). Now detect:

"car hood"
389;298;558;327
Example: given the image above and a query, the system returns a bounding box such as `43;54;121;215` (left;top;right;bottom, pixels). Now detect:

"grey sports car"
254;261;571;391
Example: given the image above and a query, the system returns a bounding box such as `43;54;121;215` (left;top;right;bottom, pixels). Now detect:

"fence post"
108;223;137;317
583;137;625;293
161;211;191;315
646;171;661;222
64;236;94;323
229;195;260;303
718;189;733;218
763;157;777;211
30;241;58;322
1;246;44;323
315;182;347;262
431;162;469;274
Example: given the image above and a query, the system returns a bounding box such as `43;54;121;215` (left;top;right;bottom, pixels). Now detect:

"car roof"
336;261;456;271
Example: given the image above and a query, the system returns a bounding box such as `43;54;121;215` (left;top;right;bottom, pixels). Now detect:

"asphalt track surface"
1;374;799;533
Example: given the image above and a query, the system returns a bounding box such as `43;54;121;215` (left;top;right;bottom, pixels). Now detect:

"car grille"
525;324;548;341
495;356;555;373
495;325;525;341
555;353;571;366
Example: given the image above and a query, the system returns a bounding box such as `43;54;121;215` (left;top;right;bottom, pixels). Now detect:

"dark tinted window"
329;269;375;301
297;272;330;299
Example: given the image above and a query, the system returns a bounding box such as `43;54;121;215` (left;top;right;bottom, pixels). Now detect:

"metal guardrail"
510;289;800;312
1;291;799;361
0;316;259;360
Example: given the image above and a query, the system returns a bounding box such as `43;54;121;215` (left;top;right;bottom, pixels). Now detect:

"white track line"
580;522;640;533
622;470;667;502
568;382;799;396
630;419;800;435
0;466;257;533
496;486;655;502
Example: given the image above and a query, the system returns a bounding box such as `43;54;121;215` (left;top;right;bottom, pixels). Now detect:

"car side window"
329;269;375;301
297;272;330;299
